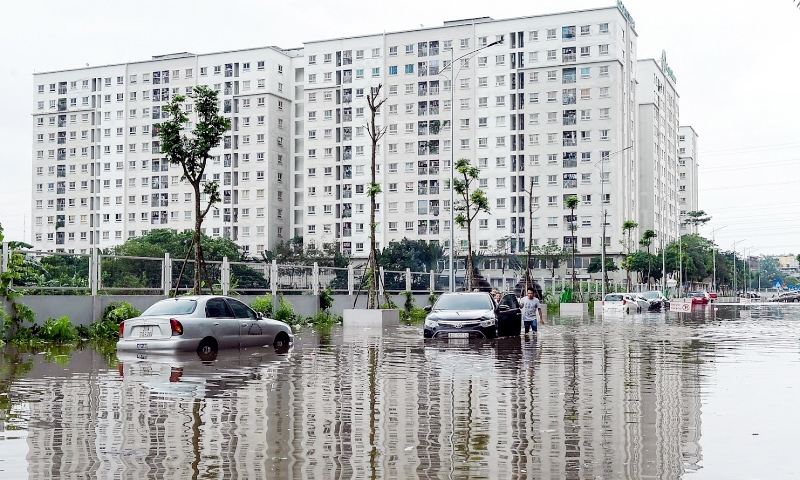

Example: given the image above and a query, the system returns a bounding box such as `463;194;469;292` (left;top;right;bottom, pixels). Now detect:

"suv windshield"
434;294;493;311
142;299;197;316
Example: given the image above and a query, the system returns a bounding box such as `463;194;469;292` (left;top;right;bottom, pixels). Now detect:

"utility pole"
711;225;727;294
732;239;746;295
597;145;631;300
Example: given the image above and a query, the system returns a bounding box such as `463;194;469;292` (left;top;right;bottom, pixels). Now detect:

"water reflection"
1;306;798;478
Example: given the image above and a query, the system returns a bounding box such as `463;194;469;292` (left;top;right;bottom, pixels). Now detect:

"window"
547;50;557;61
599;87;609;98
599;23;609;34
581;88;591;100
600;129;609;141
599;44;609;55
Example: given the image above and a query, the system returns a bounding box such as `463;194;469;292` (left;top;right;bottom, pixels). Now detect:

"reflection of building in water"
18;326;705;478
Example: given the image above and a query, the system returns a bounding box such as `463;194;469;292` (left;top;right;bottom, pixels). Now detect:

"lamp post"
596;145;632;300
711;225;727;294
732;239;746;295
441;39;502;292
744;246;757;293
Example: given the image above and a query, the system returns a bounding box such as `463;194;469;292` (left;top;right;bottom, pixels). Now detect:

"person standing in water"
519;287;544;334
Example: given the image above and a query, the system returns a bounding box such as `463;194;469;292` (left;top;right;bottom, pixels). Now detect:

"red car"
688;292;709;304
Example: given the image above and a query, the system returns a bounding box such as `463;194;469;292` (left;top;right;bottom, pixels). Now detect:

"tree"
587;256;619;274
379;239;444;291
684;210;711;228
639;229;657;285
453;158;490;291
621;220;638;287
521;177;540;293
365;85;387;308
534;241;568;279
160;86;230;294
565;196;579;290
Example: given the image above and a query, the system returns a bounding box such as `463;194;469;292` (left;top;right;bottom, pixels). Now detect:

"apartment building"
678;125;700;234
31;47;298;254
636;55;680;246
33;5;683;285
302;6;639;270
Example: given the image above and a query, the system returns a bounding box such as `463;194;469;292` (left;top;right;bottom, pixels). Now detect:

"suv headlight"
479;318;496;328
424;319;438;328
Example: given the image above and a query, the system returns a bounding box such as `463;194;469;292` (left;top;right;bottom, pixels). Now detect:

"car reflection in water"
117;346;293;399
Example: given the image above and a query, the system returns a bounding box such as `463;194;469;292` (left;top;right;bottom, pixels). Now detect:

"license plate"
136;353;148;359
138;326;153;338
449;332;469;339
136;343;148;350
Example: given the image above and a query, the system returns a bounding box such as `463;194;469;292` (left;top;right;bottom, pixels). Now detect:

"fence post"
91;247;99;297
221;256;230;296
379;267;385;297
348;265;354;295
1;241;8;274
405;268;411;292
163;253;171;295
271;260;278;296
429;270;435;292
312;262;320;295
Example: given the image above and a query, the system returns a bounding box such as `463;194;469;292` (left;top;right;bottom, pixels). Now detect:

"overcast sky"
1;0;799;255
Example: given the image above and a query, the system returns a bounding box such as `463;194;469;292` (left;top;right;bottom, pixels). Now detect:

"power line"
700;141;800;156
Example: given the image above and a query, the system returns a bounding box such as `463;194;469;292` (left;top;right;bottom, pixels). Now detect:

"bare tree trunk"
526;179;535;292
365;85;385;309
193;183;203;295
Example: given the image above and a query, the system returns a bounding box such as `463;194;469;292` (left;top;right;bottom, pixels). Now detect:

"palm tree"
565;196;579;293
639;229;656;286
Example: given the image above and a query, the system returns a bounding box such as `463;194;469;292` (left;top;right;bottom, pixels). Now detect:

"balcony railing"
563;117;576;125
563;160;577;168
430;87;440;95
562;54;576;63
563;139;577;147
342;229;352;237
563;75;576;83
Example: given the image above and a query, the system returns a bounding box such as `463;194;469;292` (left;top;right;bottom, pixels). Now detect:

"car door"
226;298;270;347
204;297;240;348
498;294;522;336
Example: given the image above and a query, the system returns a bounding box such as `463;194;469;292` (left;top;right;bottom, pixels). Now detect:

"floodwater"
1;305;799;479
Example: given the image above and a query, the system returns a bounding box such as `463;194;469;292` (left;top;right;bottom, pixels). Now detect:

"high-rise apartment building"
678;125;699;234
31;47;299;254
32;5;693;286
301;7;639;267
636;55;680;246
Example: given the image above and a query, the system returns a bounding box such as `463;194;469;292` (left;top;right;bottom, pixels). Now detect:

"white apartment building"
636;55;680;247
302;6;639;272
33;5;684;286
31;47;299;254
678;125;700;234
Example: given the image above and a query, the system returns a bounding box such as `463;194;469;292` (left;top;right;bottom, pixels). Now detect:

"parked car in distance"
739;291;761;300
769;291;800;302
423;292;520;339
709;292;718;301
455;275;493;292
640;291;668;310
602;293;639;314
687;292;709;305
117;296;294;360
629;294;650;312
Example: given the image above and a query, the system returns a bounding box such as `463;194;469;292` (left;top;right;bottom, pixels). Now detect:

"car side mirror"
423;305;432;312
498;304;509;311
256;312;263;319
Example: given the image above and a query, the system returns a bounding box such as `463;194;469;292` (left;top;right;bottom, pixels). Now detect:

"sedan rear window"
605;294;623;302
142;299;197;316
434;294;493;310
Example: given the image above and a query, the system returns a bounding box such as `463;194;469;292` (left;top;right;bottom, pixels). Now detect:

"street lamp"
710;225;727;294
744;246;757;293
732;239;746;295
595;145;632;300
440;38;503;292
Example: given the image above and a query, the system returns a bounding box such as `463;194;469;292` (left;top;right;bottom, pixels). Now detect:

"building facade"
31;47;299;254
636;56;680;247
31;5;696;287
678;125;699;234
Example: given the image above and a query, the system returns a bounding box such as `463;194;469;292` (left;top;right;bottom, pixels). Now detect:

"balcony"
342;113;352;122
430;87;440;95
430;166;440;175
563;116;576;126
342;229;352;237
418;167;428;175
418;226;428;235
563;139;577;147
562;95;576;105
342;210;352;218
342;190;352;199
563;160;577;168
562;54;577;63
342;94;352;103
563;74;576;84
418;87;427;96
563;180;577;188
58;121;66;128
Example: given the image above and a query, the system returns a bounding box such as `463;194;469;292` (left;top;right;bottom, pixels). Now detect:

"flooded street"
1;305;799;479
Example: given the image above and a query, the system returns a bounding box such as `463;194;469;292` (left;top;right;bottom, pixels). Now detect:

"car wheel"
274;332;291;348
197;337;218;361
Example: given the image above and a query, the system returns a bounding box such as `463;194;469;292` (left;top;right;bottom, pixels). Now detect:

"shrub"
319;287;334;312
102;302;141;324
274;295;299;325
84;320;120;340
401;291;415;312
37;316;78;343
306;310;342;326
250;295;274;316
400;306;428;324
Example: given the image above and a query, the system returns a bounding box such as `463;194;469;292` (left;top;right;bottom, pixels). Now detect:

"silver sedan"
117;295;294;359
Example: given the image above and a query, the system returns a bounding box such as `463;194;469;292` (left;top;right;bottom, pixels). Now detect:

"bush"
400;306;428;324
103;302;141;324
274;295;300;325
319;287;334;312
83;320;120;340
402;291;415;312
306;310;342;326
37;316;78;343
250;295;274;316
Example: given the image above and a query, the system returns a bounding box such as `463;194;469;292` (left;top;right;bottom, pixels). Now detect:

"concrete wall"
2;293;434;326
